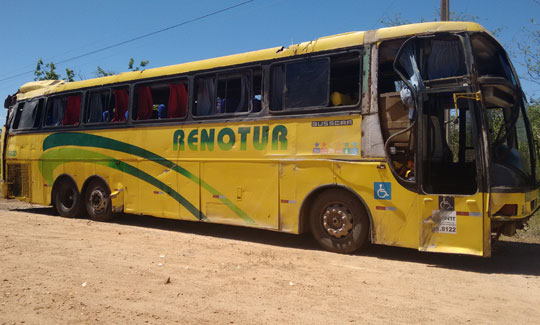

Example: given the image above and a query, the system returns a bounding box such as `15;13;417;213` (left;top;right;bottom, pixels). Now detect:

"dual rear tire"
53;177;112;222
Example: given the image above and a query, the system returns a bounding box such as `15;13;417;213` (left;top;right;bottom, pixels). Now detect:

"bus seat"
62;95;81;126
158;104;167;119
111;89;129;122
251;97;262;112
331;91;354;106
136;86;153;120
168;83;187;118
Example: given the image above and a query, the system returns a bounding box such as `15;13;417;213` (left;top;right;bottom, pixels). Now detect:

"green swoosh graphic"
39;147;203;220
42;132;255;225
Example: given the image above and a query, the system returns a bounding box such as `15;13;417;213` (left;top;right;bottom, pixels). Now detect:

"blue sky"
0;0;539;124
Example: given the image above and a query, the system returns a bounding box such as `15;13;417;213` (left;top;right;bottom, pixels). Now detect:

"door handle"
466;199;476;204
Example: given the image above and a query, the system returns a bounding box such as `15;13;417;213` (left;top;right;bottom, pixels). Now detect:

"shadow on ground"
13;206;540;277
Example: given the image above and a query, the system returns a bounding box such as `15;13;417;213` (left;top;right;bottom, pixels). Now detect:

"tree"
34;58;150;81
95;66;115;77
34;59;75;82
519;18;540;88
128;58;150;71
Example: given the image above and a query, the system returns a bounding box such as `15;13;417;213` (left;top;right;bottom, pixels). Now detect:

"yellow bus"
2;22;538;256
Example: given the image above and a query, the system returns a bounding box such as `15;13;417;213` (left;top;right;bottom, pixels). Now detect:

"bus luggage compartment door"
201;162;279;229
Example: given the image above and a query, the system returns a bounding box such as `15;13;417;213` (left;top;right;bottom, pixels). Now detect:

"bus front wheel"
310;189;369;254
84;179;113;222
54;177;82;218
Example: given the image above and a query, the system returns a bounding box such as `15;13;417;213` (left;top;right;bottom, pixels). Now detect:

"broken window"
485;92;534;187
44;93;82;127
11;99;44;130
471;33;517;85
193;68;260;117
270;52;360;111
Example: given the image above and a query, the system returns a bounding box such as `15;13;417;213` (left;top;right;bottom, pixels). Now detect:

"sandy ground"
1;199;540;324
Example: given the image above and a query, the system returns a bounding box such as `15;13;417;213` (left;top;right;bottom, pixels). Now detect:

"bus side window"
329;52;361;107
193;69;258;117
252;70;262;112
45;96;65;126
12;99;43;130
270;58;330;111
86;89;110;123
134;80;188;121
44;94;81;127
270;54;361;112
216;73;249;113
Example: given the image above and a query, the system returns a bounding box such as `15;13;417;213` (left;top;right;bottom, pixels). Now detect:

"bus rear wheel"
54;177;82;218
84;179;113;222
310;189;369;254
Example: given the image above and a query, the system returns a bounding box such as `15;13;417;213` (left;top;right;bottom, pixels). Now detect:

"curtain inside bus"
168;83;188;118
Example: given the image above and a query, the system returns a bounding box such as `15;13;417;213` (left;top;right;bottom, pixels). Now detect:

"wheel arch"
298;184;375;241
81;175;111;198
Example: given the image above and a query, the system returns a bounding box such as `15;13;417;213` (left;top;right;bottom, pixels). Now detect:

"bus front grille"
7;164;30;199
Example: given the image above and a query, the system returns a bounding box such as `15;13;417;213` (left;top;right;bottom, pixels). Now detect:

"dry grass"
511;211;540;242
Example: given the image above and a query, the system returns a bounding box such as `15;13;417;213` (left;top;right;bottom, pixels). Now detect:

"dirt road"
1;199;539;324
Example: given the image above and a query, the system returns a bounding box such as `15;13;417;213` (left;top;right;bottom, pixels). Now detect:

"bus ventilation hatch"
7;164;30;199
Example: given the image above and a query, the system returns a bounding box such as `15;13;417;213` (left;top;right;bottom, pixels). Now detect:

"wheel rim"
321;203;354;238
89;187;107;215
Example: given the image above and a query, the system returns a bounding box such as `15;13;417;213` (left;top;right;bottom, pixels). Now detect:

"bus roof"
17;21;486;101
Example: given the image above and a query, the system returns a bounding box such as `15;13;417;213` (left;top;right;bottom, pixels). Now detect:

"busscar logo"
311;119;353;127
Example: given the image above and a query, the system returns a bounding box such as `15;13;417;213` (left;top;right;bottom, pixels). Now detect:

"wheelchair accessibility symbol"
374;182;391;200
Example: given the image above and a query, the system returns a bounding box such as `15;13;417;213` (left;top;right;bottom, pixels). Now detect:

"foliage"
519;18;540;87
34;58;75;82
380;8;503;36
95;58;150;78
35;58;150;81
34;59;60;81
128;58;150;71
95;66;115;77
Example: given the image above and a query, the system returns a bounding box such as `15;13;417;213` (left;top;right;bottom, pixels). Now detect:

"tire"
84;179;113;222
54;177;82;218
310;189;370;254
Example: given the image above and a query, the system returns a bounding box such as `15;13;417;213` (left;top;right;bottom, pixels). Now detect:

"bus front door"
392;35;487;256
416;91;486;256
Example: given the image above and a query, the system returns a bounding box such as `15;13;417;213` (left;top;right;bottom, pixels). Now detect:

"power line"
0;0;255;84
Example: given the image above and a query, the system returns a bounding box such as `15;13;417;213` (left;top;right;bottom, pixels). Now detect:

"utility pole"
441;0;450;140
441;0;450;21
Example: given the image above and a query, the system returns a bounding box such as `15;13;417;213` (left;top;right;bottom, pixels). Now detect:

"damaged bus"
2;22;538;256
